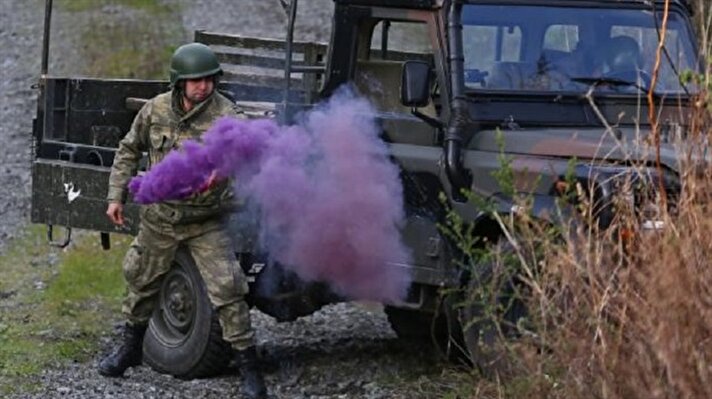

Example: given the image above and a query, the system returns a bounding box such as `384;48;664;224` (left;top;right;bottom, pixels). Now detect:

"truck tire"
143;248;232;379
385;305;468;364
384;306;433;339
458;240;529;374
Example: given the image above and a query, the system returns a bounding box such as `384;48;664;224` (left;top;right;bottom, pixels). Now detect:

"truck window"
356;20;434;114
463;25;522;87
370;21;432;58
461;4;699;94
610;23;691;91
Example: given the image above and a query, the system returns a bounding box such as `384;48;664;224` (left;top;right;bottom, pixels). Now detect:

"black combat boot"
235;346;267;399
98;323;147;377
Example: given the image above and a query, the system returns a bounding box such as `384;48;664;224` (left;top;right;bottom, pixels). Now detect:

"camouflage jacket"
107;89;245;224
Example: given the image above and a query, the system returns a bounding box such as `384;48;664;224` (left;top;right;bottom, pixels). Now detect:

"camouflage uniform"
107;89;255;351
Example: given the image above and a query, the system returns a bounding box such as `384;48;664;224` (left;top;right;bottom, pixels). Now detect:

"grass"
0;227;130;395
0;1;187;394
0;2;185;394
80;11;180;80
57;0;173;14
56;0;184;80
86;45;177;79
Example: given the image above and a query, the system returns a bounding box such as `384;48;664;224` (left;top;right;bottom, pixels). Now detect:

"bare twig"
648;0;670;205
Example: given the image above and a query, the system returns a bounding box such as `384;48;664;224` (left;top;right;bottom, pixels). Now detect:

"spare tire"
143;247;232;379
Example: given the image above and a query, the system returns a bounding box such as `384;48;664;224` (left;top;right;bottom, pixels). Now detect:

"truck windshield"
461;4;699;95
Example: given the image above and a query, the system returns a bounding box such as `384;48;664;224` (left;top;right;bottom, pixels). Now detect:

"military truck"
31;0;699;377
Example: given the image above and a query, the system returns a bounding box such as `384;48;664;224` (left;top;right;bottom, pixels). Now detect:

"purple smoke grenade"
128;118;275;204
128;90;411;302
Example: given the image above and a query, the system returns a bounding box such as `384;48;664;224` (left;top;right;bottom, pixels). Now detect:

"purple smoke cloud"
129;89;411;302
129;118;275;204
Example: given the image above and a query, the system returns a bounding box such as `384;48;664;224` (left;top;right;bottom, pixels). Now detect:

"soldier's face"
183;77;215;104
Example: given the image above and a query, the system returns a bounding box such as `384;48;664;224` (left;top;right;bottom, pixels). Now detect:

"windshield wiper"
570;76;648;94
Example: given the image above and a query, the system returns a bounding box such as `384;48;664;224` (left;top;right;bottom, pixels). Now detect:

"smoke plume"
129;89;411;302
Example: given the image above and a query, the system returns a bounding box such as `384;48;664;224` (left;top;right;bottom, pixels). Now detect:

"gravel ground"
21;304;445;399
1;1;451;398
0;0;41;248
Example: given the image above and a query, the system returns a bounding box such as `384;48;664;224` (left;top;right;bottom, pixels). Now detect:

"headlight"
551;164;679;230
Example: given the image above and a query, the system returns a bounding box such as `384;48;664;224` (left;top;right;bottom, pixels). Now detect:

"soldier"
100;43;267;399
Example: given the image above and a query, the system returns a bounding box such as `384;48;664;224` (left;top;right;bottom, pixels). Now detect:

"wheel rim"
151;262;197;346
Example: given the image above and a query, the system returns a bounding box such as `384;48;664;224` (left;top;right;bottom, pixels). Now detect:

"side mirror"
401;60;431;108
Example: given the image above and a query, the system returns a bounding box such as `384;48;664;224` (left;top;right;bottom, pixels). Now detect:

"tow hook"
47;224;72;248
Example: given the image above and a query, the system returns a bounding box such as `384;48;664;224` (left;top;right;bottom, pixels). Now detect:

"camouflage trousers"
121;209;254;351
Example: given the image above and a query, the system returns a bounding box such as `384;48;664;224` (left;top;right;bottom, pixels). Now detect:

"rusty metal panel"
31;160;139;235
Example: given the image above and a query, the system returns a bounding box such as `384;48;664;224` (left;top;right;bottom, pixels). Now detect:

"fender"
471;193;573;240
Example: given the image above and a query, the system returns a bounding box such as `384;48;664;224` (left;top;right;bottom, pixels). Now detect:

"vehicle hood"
468;126;689;172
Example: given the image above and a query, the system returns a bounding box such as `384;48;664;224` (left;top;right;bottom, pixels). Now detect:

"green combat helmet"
169;43;222;86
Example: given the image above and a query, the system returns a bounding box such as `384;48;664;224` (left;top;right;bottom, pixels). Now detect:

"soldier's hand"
106;202;124;226
199;170;221;193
